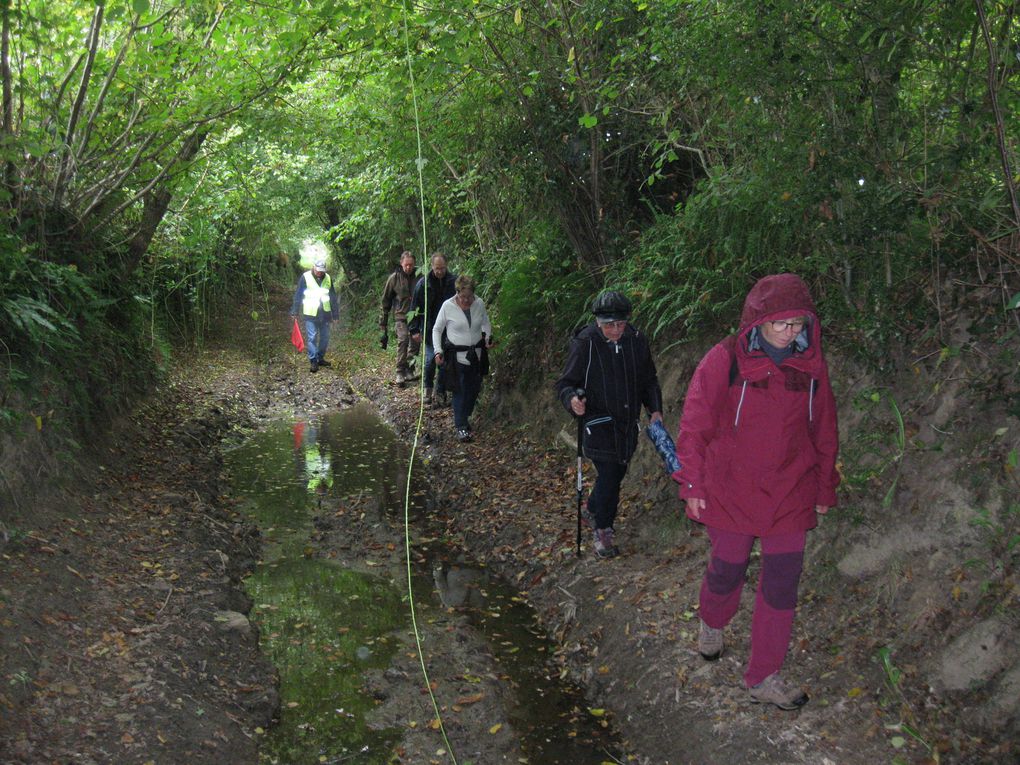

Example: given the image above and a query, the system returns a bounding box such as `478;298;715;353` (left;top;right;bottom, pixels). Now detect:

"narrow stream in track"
225;403;625;764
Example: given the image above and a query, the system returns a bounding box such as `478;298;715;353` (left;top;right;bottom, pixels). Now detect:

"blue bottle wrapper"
645;419;681;475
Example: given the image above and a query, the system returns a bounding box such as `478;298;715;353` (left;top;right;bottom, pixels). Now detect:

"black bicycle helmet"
591;290;632;321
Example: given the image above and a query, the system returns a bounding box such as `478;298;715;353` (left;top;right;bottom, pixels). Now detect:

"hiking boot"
396;371;406;385
456;427;472;443
698;620;723;661
317;358;331;368
749;673;809;710
592;527;618;559
310;359;319;373
425;388;434;406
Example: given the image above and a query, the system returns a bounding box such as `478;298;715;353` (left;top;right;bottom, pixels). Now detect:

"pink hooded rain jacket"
675;274;839;536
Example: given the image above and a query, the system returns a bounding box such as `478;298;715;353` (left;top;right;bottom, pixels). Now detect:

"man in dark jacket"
555;290;663;558
379;251;419;385
408;252;456;405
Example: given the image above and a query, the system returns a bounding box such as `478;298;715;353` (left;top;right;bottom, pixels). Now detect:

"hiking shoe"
396;372;406;385
456;427;472;443
592;527;618;559
749;673;809;710
310;360;319;373
698;620;723;661
317;358;331;368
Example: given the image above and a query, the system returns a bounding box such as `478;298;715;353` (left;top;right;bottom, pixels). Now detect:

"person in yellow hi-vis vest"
290;258;339;373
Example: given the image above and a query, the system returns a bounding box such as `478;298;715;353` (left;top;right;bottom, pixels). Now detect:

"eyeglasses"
769;319;806;333
598;319;627;329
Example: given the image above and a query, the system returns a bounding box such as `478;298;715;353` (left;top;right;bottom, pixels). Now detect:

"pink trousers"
698;526;806;687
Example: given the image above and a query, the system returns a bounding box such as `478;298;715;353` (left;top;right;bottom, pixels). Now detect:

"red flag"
290;317;305;352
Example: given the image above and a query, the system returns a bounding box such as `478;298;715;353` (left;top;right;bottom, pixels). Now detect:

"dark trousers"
452;362;482;429
425;342;446;393
588;459;629;530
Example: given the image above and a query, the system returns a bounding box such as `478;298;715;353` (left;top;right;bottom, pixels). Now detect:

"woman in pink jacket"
675;273;839;710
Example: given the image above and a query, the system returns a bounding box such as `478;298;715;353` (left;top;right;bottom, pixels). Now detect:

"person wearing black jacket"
408;252;457;405
555;291;663;558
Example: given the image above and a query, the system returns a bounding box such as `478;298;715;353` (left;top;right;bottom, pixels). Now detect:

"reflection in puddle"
227;406;409;764
433;562;489;609
227;403;624;764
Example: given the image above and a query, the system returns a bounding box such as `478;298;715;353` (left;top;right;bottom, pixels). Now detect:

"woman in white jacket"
432;275;494;442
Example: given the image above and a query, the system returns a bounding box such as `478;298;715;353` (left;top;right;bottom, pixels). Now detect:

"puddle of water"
424;556;624;763
226;408;410;764
247;558;403;764
226;403;625;764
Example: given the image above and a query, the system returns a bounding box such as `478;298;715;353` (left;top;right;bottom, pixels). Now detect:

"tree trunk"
1;0;14;209
126;129;207;271
975;0;1020;232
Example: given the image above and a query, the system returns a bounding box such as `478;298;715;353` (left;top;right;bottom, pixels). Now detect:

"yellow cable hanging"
400;3;458;763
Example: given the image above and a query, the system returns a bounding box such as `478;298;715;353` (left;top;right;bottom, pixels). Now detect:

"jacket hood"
735;274;825;377
739;273;818;332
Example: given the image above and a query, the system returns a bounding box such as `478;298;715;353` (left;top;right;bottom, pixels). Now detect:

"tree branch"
76;15;138;159
53;0;105;207
975;0;1020;231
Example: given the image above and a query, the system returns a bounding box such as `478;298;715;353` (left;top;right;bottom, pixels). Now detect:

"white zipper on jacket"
734;379;748;427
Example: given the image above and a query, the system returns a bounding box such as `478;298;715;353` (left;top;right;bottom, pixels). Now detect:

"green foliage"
876;646;903;691
0;238;85;358
0;227;155;439
492;222;594;341
0;0;1015;432
838;389;913;522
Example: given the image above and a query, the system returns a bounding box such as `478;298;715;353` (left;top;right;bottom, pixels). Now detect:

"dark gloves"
379;332;388;350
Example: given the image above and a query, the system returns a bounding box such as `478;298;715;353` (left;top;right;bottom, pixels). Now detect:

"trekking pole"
574;387;585;557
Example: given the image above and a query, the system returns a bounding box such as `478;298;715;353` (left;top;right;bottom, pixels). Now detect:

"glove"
379;332;388;350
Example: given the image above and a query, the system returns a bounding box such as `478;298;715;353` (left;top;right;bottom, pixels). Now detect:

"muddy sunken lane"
259;302;899;765
1;296;907;765
225;399;629;763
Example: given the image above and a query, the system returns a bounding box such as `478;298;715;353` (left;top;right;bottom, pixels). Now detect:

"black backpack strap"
725;335;741;386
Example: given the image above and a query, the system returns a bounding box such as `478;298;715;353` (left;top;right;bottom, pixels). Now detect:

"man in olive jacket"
379;251;419;385
555;290;663;558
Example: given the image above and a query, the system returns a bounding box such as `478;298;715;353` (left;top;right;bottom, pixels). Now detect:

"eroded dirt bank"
0;381;277;763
